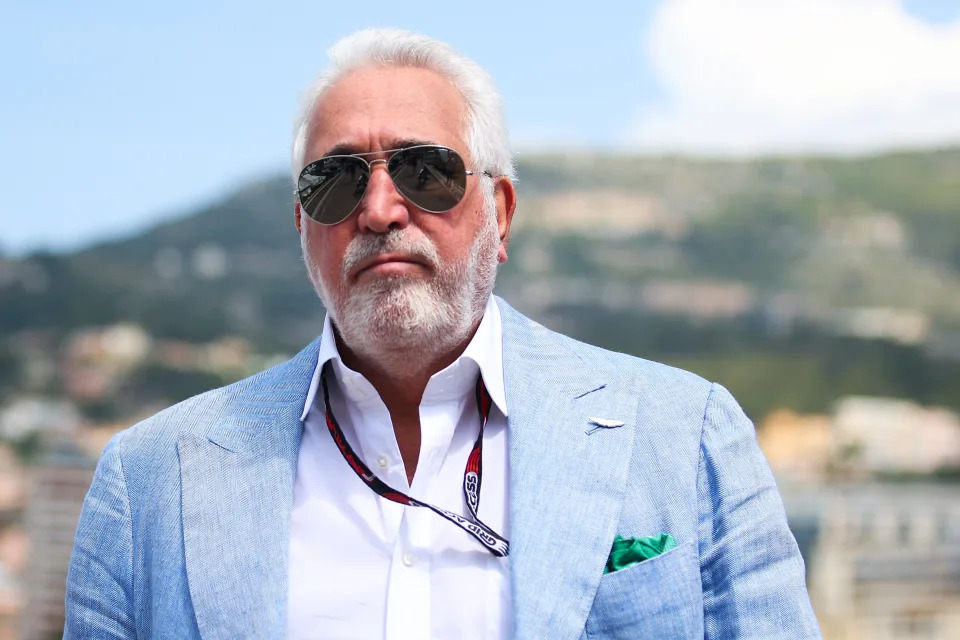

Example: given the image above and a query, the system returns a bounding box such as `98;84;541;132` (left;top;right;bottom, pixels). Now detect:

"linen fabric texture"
63;297;822;640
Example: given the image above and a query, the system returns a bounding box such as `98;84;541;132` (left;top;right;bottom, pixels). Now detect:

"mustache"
341;229;442;277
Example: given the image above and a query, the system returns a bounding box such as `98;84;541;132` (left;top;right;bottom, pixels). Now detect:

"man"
65;29;821;639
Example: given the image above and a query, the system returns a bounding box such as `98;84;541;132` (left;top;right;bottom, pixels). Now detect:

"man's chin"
339;283;441;335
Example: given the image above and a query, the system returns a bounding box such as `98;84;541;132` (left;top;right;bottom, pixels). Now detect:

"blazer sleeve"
63;434;137;639
696;383;822;639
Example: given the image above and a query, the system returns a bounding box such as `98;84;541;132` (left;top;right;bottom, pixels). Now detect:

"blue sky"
2;0;959;255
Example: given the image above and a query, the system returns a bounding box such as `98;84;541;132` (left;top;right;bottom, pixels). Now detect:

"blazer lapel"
179;339;319;640
498;299;640;640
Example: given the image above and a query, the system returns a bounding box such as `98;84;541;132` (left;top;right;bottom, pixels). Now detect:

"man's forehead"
321;138;439;157
304;65;467;159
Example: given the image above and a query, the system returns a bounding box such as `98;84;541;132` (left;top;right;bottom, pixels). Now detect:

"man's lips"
352;253;430;279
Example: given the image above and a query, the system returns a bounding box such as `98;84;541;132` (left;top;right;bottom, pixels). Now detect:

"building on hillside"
757;410;833;483
0;397;80;441
66;323;152;369
758;398;960;481
520;190;687;239
830;307;929;345
834;397;960;474
0;445;25;514
0;561;20;640
782;483;960;640
822;211;907;252
18;440;95;640
199;337;252;377
639;279;755;320
0;444;24;640
63;323;153;400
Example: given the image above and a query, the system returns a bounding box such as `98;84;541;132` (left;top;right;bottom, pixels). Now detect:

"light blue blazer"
64;298;821;639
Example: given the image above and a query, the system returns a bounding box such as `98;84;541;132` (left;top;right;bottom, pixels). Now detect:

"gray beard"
303;211;500;375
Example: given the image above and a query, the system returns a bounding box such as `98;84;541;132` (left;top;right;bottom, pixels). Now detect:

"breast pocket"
583;540;703;640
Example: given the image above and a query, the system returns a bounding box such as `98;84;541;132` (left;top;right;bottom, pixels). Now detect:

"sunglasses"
297;144;492;225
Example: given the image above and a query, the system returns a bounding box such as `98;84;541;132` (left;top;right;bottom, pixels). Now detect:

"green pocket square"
604;533;677;574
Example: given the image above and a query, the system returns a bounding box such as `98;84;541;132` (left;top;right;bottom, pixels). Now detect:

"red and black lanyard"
320;361;510;557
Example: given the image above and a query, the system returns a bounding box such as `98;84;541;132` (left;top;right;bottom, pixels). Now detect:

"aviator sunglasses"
297;144;493;225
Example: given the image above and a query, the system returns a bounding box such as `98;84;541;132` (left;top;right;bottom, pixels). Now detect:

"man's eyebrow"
387;138;438;150
321;138;439;158
322;143;364;157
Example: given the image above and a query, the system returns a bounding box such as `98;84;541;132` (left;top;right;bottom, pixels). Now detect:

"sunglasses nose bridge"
365;157;397;192
362;156;409;202
356;158;409;233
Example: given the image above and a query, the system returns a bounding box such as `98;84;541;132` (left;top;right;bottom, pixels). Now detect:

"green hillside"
1;147;959;418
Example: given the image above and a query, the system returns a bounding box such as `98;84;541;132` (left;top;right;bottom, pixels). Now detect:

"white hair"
290;28;516;185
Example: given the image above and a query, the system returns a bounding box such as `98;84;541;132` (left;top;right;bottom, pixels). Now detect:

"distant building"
19;441;95;640
519;189;687;239
200;337;252;377
834;397;960;474
66;323;152;368
822;211;907;252
0;561;21;640
783;483;960;640
63;323;153;400
155;339;202;369
831;307;929;345
0;444;24;640
0;397;80;441
758;397;960;481
0;526;26;586
0;445;25;513
640;279;755;320
192;243;229;280
758;410;833;482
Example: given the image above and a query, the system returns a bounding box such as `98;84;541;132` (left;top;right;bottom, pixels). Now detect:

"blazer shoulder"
497;296;713;397
570;335;712;394
107;336;320;463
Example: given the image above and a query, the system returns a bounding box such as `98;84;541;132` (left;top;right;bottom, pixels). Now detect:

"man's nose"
356;162;410;233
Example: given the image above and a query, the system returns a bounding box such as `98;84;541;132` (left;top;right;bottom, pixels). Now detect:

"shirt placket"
384;396;462;640
347;395;423;639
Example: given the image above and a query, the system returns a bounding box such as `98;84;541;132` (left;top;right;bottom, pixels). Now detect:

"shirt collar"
300;296;508;421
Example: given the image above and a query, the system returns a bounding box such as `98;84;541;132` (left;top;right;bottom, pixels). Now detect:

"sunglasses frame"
296;144;494;226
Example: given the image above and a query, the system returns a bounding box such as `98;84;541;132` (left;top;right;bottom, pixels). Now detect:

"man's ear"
494;178;517;264
295;201;303;234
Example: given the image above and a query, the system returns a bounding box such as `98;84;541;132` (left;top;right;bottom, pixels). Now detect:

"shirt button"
377;455;389;470
402;552;415;567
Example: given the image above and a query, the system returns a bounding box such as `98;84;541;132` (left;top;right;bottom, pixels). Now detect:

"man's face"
296;65;513;358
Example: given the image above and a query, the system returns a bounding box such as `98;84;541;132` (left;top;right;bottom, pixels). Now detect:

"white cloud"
633;0;960;153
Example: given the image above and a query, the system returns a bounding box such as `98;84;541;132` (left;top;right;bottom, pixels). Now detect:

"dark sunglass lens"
298;156;369;224
389;147;468;213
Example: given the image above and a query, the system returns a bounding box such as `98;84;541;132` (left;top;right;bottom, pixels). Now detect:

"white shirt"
288;296;512;640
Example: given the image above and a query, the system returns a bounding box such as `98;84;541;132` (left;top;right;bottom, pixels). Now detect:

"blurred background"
2;1;960;638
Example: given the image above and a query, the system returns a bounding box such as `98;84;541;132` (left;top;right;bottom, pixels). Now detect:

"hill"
2;147;959;417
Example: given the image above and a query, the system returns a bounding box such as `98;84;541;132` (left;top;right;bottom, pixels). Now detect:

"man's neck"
333;321;480;411
333;320;482;484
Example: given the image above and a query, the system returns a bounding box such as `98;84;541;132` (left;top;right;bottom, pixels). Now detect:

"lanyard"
320;362;510;557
